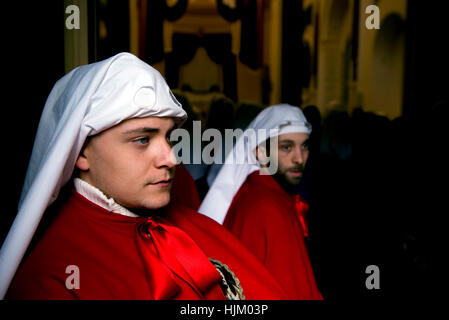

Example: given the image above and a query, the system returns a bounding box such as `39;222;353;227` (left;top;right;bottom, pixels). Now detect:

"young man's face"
76;116;177;211
271;132;310;191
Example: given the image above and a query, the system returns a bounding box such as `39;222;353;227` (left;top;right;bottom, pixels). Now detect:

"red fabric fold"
7;190;287;300
224;171;323;299
137;216;224;299
295;194;309;239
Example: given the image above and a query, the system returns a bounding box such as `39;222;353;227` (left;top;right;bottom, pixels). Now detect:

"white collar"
73;178;139;218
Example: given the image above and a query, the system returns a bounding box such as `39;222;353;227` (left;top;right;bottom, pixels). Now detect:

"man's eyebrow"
278;138;310;144
278;139;294;144
122;123;176;135
122;127;159;135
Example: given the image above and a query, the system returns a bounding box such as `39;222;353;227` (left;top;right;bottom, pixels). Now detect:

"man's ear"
75;153;89;171
76;139;91;171
255;146;269;168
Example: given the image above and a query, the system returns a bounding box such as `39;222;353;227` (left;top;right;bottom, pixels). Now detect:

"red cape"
171;163;201;210
224;171;323;299
7;190;286;300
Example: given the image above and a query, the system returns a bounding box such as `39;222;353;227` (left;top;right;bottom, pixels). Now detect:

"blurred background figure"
200;105;323;299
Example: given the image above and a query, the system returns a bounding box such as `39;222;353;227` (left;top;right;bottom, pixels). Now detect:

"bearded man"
199;105;322;299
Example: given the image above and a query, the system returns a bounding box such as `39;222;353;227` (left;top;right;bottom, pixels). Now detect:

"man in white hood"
199;105;322;299
0;53;286;300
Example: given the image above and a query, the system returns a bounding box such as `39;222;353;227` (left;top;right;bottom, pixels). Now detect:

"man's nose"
155;139;177;169
292;148;305;165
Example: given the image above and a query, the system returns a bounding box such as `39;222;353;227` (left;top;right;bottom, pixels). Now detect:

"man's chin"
287;177;301;186
144;194;171;210
273;172;301;193
129;193;171;215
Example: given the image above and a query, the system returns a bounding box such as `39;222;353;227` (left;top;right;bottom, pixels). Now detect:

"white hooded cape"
0;52;186;298
198;104;311;224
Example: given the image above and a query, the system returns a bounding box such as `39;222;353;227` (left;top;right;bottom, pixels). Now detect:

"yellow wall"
266;0;283;106
64;0;89;73
300;0;407;119
357;0;407;119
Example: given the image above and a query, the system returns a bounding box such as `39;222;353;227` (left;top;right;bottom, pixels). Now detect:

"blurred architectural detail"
63;0;444;120
64;0;89;73
356;0;407;119
309;0;407;119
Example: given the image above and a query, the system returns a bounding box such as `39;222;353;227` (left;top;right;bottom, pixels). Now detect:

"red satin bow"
295;195;310;239
136;215;225;300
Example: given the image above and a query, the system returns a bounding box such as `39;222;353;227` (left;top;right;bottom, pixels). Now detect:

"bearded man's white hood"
0;52;187;298
198;104;311;224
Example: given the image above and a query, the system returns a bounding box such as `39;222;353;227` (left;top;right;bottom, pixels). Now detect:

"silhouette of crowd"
303;102;447;299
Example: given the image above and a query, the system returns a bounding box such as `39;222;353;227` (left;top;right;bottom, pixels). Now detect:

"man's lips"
148;178;173;186
287;169;303;178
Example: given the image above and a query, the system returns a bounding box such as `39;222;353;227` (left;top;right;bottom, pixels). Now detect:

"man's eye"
280;145;291;151
134;137;149;145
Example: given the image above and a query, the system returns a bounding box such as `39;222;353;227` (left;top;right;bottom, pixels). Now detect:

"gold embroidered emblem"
209;258;245;300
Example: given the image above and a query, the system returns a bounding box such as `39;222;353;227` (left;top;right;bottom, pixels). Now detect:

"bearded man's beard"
272;165;305;194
